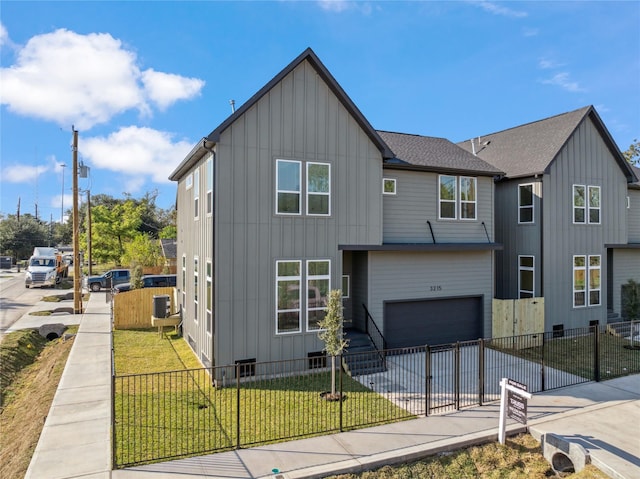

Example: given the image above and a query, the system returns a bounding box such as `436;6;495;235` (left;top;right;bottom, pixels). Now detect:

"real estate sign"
498;377;532;444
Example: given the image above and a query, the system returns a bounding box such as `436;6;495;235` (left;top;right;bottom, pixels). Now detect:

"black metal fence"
113;320;640;468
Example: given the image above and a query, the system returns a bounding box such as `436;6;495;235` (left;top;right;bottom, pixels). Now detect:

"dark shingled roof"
160;239;177;259
457;106;637;183
631;164;640;190
378;131;503;176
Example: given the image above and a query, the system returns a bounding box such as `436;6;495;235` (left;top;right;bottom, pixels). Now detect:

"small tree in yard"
130;264;144;290
318;289;349;399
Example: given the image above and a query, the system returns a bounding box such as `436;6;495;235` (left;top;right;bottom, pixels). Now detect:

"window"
276;261;301;333
206;260;212;335
276;160;301;214
185;173;193;190
342;274;350;299
574;185;600;224
193;257;199;322
383;178;396;195
194;167;200;220
306;260;330;331
460;177;477;220
439;175;477;220
589;255;601;306
439;175;457;219
181;255;186;311
307;162;330;215
573;255;600;308
518;256;535;298
588;186;600;224
519;184;534;224
206;156;213;216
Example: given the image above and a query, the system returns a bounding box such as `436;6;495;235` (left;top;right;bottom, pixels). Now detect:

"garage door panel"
384;297;482;348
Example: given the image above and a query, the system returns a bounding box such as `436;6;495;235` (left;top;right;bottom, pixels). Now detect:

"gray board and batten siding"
173;53;391;367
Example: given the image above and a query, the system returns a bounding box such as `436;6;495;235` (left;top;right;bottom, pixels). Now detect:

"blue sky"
1;1;638;221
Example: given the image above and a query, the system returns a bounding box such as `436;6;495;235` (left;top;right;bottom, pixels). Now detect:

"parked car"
83;269;131;292
114;274;177;293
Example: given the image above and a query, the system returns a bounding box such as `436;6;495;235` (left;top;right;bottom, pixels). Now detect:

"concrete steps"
343;329;386;376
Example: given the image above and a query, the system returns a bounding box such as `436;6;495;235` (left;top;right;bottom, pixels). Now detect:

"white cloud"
317;0;351;13
141;69;205;110
468;1;527;18
0;28;205;130
50;193;74;212
0;23;8;47
541;72;586;93
2;164;50;183
81;126;194;184
538;58;564;70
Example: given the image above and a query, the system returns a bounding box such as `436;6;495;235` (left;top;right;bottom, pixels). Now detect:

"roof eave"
383;162;504;177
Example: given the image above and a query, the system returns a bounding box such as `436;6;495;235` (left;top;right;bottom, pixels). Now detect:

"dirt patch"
0;335;74;479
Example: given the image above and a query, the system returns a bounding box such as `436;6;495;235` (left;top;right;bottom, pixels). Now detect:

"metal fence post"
455;342;460;410
541;332;546;391
478;339;484;406
236;364;241;448
339;354;344;432
425;345;431;416
594;325;601;382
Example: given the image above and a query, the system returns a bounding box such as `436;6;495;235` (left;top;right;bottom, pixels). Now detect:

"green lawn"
113;329;412;467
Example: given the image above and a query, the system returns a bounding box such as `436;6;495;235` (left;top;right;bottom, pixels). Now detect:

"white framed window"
306;260;330;331
342;274;350;299
276;260;301;334
573;255;587;307
383;178;397;195
276;160;301;215
439;175;457;219
307;162;330;216
460;176;477;220
181;254;186;312
185;173;193;190
206;260;212;335
573;185;586;223
519;184;534;224
588;186;600;224
588;255;601;306
206;156;213;216
193;256;199;322
194;167;200;220
518;255;535;298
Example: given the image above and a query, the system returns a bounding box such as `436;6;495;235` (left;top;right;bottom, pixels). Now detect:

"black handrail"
426;220;436;243
362;303;387;353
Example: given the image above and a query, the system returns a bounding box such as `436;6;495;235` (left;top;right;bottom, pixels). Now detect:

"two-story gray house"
169;48;502;369
459;106;639;332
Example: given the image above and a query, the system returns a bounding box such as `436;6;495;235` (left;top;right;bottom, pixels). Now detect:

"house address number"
430;285;442;292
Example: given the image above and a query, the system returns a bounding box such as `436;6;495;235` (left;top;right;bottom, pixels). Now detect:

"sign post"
498;378;532;444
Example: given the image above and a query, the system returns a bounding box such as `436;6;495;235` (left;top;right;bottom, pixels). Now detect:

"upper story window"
185;173;193;190
206;156;213;216
383;178;397;195
519;184;534;224
276;159;331;216
194;168;200;220
573;185;600;224
439;175;477;220
307;163;330;215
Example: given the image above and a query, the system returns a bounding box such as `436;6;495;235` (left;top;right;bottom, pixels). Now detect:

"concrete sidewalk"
22;291;640;479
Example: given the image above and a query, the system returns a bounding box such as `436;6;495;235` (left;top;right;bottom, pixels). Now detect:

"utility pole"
86;190;93;276
72;128;82;314
60;163;66;223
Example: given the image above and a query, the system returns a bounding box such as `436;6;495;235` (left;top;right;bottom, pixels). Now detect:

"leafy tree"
318;290;348;398
623;139;639;166
159;224;177;239
122;233;162;268
130;263;144;290
0;214;49;260
89;200;144;265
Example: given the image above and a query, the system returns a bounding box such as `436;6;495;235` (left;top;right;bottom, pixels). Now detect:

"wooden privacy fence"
113;287;177;329
492;297;544;348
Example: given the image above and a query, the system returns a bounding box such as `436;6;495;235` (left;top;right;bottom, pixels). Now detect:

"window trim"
275;260;302;334
588;255;601;307
459;176;477;220
206;259;212;336
573;255;586;308
382;178;397;195
518;255;535;298
193;256;199;323
518;183;535;224
438;174;457;220
306;162;331;216
306;259;330;332
276;159;302;216
194;167;200;220
185;173;193;190
181;254;186;314
588;186;601;225
206;156;213;216
342;274;350;299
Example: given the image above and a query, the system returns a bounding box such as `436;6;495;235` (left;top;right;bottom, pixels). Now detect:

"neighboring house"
169;48;502;369
160;238;177;272
459;106;639;331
